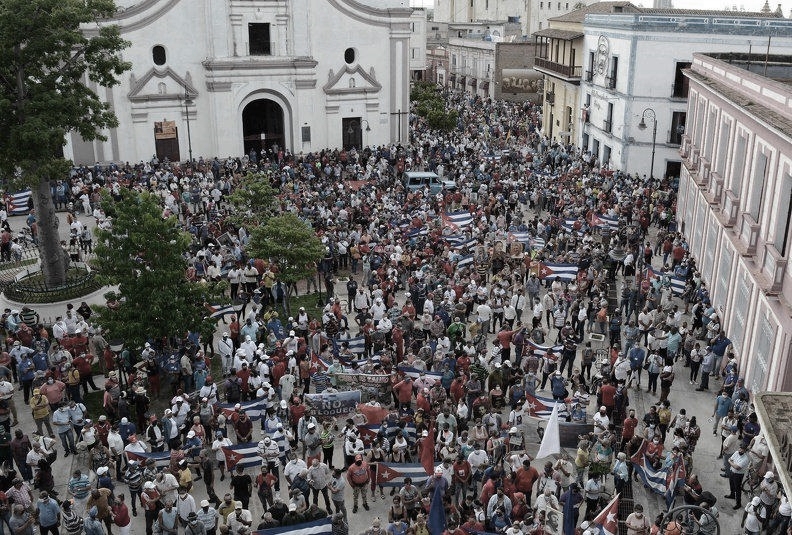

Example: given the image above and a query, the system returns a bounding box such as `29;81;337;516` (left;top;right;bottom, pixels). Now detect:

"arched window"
152;45;167;66
344;48;356;65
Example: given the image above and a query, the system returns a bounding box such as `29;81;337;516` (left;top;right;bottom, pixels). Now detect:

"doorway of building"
342;117;363;150
154;120;180;162
242;99;285;157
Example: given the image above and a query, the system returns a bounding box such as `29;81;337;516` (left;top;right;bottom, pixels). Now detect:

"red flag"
418;426;435;476
357;403;389;424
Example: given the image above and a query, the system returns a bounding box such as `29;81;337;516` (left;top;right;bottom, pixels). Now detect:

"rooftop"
549;1;641;23
703;52;792;85
584;9;792;34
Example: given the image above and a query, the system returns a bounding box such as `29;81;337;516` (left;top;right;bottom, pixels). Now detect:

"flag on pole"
375;463;431;487
591;494;620;535
205;303;237;319
536;402;561;458
630;439;686;508
428;482;447;535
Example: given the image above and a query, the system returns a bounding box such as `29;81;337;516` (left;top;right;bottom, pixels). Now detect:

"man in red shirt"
393;376;414;410
452;454;472;504
346;454;370;513
620;409;638;452
513;459;540;504
599;379;617;418
496;327;516;363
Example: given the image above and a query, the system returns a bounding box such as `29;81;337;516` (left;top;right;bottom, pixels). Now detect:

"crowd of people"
0;90;786;535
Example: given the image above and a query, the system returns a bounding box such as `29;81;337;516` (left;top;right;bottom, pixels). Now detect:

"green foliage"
0;0;131;179
410;81;457;132
247;213;324;286
224;172;277;229
0;0;130;285
90;191;227;349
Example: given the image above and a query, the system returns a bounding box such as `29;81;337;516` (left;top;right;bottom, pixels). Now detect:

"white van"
403;171;456;195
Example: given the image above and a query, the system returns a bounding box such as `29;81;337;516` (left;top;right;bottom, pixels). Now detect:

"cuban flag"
406;227;428;238
310;354;329;373
444;235;469;247
591;494;620;535
359;421;418;446
375;463;431;487
537;262;579;282
221;442;262;471
453;239;477;251
443;211;474;230
561;218;585;236
252;517;332;535
331;336;366;355
216;399;269;421
630;439;687;508
531;237;546;250
524;341;564;359
645;267;686;296
523;393;572;420
205;303;237;319
125;450;171;469
457;255;474;268
3;190;32;216
508;232;533;245
397;366;444;382
594;213;620;230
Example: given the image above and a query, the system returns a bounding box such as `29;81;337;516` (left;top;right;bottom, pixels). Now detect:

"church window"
345;48;356;65
152;45;166;66
249;23;272;55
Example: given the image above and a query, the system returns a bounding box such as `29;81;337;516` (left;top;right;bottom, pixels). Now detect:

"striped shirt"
68;475;91;500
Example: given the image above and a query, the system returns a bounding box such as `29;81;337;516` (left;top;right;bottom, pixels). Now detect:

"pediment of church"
322;64;381;95
128;67;199;103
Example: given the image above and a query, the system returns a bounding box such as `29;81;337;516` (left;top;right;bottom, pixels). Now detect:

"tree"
246;213;324;315
224;172;277;229
0;0;130;285
90;191;227;349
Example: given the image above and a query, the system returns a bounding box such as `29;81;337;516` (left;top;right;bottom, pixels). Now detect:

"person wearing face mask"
346;454;370;514
184;512;205;535
38;375;66;412
625;503;650;535
29;389;54;438
35;491;60;535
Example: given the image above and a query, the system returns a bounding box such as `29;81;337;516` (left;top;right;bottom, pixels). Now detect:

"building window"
669;111;686;145
673;62;692;98
730;134;747;195
345;48;356;64
592;138;600;159
607;56;618;89
540;2;543;7
539;22;543;29
775;172;792;255
566;2;569;8
582;132;589;150
248;23;271;55
586;51;594;81
715;122;732;176
152;45;166;66
749;151;768;220
604;102;613;133
603;145;612;165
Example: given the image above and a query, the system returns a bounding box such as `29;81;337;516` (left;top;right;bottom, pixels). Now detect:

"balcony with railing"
534;57;582;82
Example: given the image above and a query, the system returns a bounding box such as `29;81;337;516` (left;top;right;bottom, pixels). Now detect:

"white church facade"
67;0;420;165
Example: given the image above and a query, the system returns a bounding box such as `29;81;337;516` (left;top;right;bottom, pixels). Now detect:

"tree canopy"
90;191;227;349
0;0;130;284
247;213;324;313
224;172;277;228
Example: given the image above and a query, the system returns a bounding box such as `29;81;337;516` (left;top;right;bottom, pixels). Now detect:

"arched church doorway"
242;99;285;157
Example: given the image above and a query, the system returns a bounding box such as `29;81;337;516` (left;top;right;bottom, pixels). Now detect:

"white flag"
536;402;561;459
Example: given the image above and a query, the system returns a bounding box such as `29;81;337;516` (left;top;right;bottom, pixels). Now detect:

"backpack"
225;378;241;403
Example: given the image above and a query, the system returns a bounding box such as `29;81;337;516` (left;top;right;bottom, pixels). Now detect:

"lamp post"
109;339;126;390
180;86;194;164
638;107;657;180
